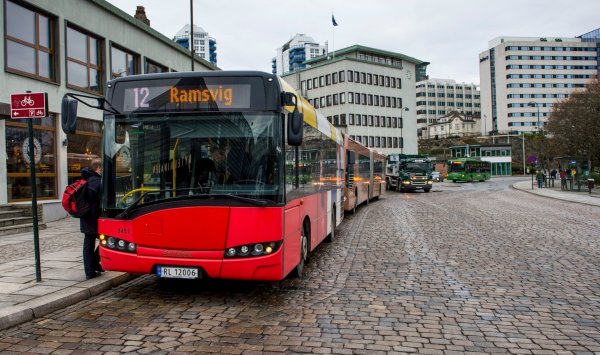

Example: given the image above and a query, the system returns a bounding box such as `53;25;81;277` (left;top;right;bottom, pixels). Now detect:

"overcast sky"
108;0;599;84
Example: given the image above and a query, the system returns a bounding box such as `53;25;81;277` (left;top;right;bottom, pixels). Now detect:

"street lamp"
528;101;541;134
400;107;409;154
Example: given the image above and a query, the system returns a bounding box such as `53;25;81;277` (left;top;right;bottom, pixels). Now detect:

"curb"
0;272;137;331
512;182;600;207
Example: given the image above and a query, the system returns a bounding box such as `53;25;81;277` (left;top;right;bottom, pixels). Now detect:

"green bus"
447;158;491;182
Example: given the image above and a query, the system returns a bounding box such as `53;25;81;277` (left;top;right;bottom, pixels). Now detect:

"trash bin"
588;179;595;195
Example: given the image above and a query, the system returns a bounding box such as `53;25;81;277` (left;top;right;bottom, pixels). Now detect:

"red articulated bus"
342;134;386;214
61;71;351;281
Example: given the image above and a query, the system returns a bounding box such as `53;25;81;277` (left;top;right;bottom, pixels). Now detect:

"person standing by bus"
80;161;103;279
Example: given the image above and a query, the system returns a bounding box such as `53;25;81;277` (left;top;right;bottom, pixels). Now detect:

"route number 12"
132;87;150;108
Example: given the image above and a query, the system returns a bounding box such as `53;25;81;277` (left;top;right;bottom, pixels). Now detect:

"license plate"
157;266;200;279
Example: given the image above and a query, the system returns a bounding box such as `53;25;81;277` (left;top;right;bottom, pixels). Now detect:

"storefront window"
6;116;57;201
67;118;103;184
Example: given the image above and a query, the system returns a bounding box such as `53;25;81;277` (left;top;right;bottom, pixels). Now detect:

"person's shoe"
85;271;101;280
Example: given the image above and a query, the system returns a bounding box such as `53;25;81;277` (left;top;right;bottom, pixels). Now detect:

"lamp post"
190;0;194;71
400;107;409;154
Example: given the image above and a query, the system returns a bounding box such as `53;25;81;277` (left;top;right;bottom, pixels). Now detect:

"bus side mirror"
285;92;303;146
287;109;303;146
61;95;78;134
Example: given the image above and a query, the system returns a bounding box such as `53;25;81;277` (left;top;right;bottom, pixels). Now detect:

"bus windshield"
401;162;430;172
448;162;464;172
103;112;283;210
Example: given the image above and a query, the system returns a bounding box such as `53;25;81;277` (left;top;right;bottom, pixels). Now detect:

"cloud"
108;0;600;83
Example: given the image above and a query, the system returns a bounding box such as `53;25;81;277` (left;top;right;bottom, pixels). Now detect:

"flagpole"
332;8;335;60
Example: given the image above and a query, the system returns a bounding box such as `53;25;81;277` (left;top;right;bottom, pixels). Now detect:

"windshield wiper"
116;189;173;218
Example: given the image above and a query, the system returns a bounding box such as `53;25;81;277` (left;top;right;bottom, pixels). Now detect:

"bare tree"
546;78;600;172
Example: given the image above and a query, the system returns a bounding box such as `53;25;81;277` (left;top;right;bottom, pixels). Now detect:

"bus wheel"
325;208;336;243
292;224;309;278
452;180;456;183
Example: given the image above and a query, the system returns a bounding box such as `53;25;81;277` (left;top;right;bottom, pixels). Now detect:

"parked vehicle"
431;171;444;182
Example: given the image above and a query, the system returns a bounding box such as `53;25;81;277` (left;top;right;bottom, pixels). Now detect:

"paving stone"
0;180;599;353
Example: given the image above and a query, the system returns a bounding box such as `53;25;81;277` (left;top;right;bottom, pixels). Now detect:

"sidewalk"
512;179;600;207
0;217;136;331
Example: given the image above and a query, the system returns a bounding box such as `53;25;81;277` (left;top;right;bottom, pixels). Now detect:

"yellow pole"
172;138;180;196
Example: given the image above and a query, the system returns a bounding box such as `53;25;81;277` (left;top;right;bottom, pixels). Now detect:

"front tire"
292;223;309;278
424;188;431;193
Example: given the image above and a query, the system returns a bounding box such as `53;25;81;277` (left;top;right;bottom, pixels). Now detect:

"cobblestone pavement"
0;178;599;354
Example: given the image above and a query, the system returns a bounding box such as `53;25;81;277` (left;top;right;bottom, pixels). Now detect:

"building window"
339;71;345;82
67;118;103;184
349;114;354;125
145;58;168;73
340;92;346;104
111;44;139;78
66;25;103;93
5;0;57;81
6;116;57;201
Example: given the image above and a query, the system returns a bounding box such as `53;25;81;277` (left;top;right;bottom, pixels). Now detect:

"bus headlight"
224;241;282;258
102;236;137;254
226;248;236;257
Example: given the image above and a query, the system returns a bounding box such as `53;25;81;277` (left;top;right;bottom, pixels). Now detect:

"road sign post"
10;92;47;282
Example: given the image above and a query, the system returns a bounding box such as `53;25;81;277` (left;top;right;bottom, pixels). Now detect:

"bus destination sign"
122;84;252;113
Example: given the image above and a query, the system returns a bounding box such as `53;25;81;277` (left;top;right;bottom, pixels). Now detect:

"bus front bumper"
99;246;284;281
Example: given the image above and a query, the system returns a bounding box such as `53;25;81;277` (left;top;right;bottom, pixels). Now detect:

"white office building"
0;0;216;221
282;45;429;155
479;28;600;135
416;79;480;139
272;34;326;75
173;24;217;64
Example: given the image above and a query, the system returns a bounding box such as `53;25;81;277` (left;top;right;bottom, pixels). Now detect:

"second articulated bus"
342;135;385;214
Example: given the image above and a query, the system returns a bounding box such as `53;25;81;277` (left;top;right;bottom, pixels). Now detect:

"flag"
332;14;338;26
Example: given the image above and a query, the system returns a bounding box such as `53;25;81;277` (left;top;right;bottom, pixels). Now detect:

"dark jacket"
79;167;102;234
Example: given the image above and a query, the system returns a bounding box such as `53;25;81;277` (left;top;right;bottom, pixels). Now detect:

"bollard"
587;179;595;195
